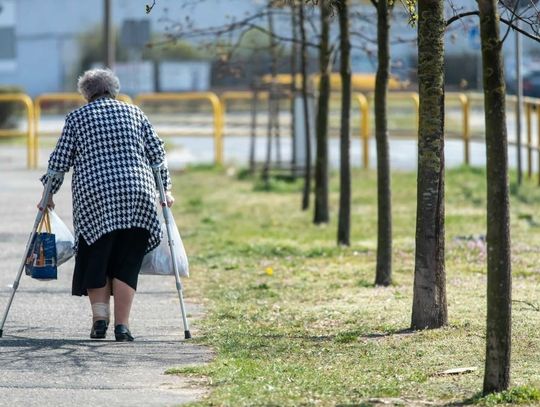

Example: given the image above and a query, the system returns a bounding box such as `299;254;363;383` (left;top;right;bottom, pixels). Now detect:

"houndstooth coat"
40;97;171;253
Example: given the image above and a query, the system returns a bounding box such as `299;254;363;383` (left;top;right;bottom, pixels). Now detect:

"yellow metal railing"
33;93;132;168
359;92;419;168
3;90;539;173
0;93;35;168
220;91;269;113
524;98;540;183
134;92;224;165
354;94;370;169
446;92;470;165
393;92;420;129
466;93;540;180
366;92;420;130
220;91;269;139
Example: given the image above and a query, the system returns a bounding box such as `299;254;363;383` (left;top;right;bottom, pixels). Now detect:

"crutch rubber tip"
184;330;192;339
0;329;3;338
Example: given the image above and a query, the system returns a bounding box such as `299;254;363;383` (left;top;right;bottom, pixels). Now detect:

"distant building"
0;0;537;95
0;0;254;95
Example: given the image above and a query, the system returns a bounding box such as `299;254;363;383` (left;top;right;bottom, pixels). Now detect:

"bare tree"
313;0;331;224
337;0;352;245
290;1;299;176
372;0;393;286
411;0;447;330
478;0;512;395
300;2;313;211
445;0;540;393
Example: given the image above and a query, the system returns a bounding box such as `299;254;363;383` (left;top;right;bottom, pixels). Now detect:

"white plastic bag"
140;221;189;277
48;209;75;266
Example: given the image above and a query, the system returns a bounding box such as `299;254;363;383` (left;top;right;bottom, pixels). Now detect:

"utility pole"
104;0;115;69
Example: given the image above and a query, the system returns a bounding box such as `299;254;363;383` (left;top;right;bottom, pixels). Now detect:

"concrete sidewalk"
0;169;212;406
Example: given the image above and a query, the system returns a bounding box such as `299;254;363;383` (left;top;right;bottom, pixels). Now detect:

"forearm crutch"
0;170;61;338
152;164;191;339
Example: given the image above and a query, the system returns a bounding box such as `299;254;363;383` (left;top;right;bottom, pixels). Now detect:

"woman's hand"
165;191;175;208
37;193;55;210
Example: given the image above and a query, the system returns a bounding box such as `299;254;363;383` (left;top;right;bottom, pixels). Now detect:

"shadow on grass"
361;328;415;339
261;333;335;342
257;327;416;345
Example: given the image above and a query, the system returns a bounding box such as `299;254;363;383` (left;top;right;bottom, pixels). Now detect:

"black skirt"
72;228;150;296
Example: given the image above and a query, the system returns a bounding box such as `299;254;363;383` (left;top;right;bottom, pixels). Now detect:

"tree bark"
268;7;281;167
290;2;298;176
300;2;312;211
374;0;392;285
337;0;351;246
477;0;512;395
411;0;447;330
313;0;331;224
249;87;258;174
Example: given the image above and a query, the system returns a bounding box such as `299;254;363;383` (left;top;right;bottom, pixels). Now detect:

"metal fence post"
354;93;370;169
134;92;224;165
0;94;35;169
458;93;470;166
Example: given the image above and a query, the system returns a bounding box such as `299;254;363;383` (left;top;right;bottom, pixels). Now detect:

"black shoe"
90;320;108;339
114;324;134;342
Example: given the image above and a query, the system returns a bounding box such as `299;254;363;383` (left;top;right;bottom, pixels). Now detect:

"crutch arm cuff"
150;162;165;171
46;169;65;179
40;169;66;195
151;161;172;191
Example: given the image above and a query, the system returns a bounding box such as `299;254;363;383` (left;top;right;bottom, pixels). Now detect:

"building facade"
0;0;254;95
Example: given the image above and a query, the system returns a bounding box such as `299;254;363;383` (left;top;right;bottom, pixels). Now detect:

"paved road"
0;169;212;406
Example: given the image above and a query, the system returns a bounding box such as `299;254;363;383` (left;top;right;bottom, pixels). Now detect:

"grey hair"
77;68;120;101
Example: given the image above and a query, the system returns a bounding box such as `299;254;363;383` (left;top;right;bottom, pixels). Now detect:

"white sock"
91;302;110;322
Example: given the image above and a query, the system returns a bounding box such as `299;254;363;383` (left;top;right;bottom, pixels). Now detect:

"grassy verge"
170;165;540;406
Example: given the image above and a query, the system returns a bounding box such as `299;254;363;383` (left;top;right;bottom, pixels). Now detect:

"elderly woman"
40;69;174;342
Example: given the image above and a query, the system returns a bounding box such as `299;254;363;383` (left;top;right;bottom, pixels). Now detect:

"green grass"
471;386;540;406
169;165;540;406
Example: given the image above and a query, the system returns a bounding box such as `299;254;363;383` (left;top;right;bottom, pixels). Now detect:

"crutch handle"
38;170;64;211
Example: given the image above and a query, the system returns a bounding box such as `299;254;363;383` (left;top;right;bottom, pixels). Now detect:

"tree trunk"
249;87;258;174
264;93;274;186
478;0;512;395
290;2;298;177
374;0;392;285
411;0;447;330
313;0;331;224
337;0;351;246
300;2;312;211
268;7;281;167
275;96;282;165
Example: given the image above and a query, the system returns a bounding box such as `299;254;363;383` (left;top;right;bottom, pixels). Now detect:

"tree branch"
445;11;479;26
446;10;540;43
145;0;156;14
512;299;540;312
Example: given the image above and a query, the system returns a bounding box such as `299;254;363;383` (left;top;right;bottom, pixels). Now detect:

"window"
0;27;15;59
0;0;16;71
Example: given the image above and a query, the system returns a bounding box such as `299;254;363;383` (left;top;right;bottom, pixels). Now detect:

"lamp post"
104;0;115;69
